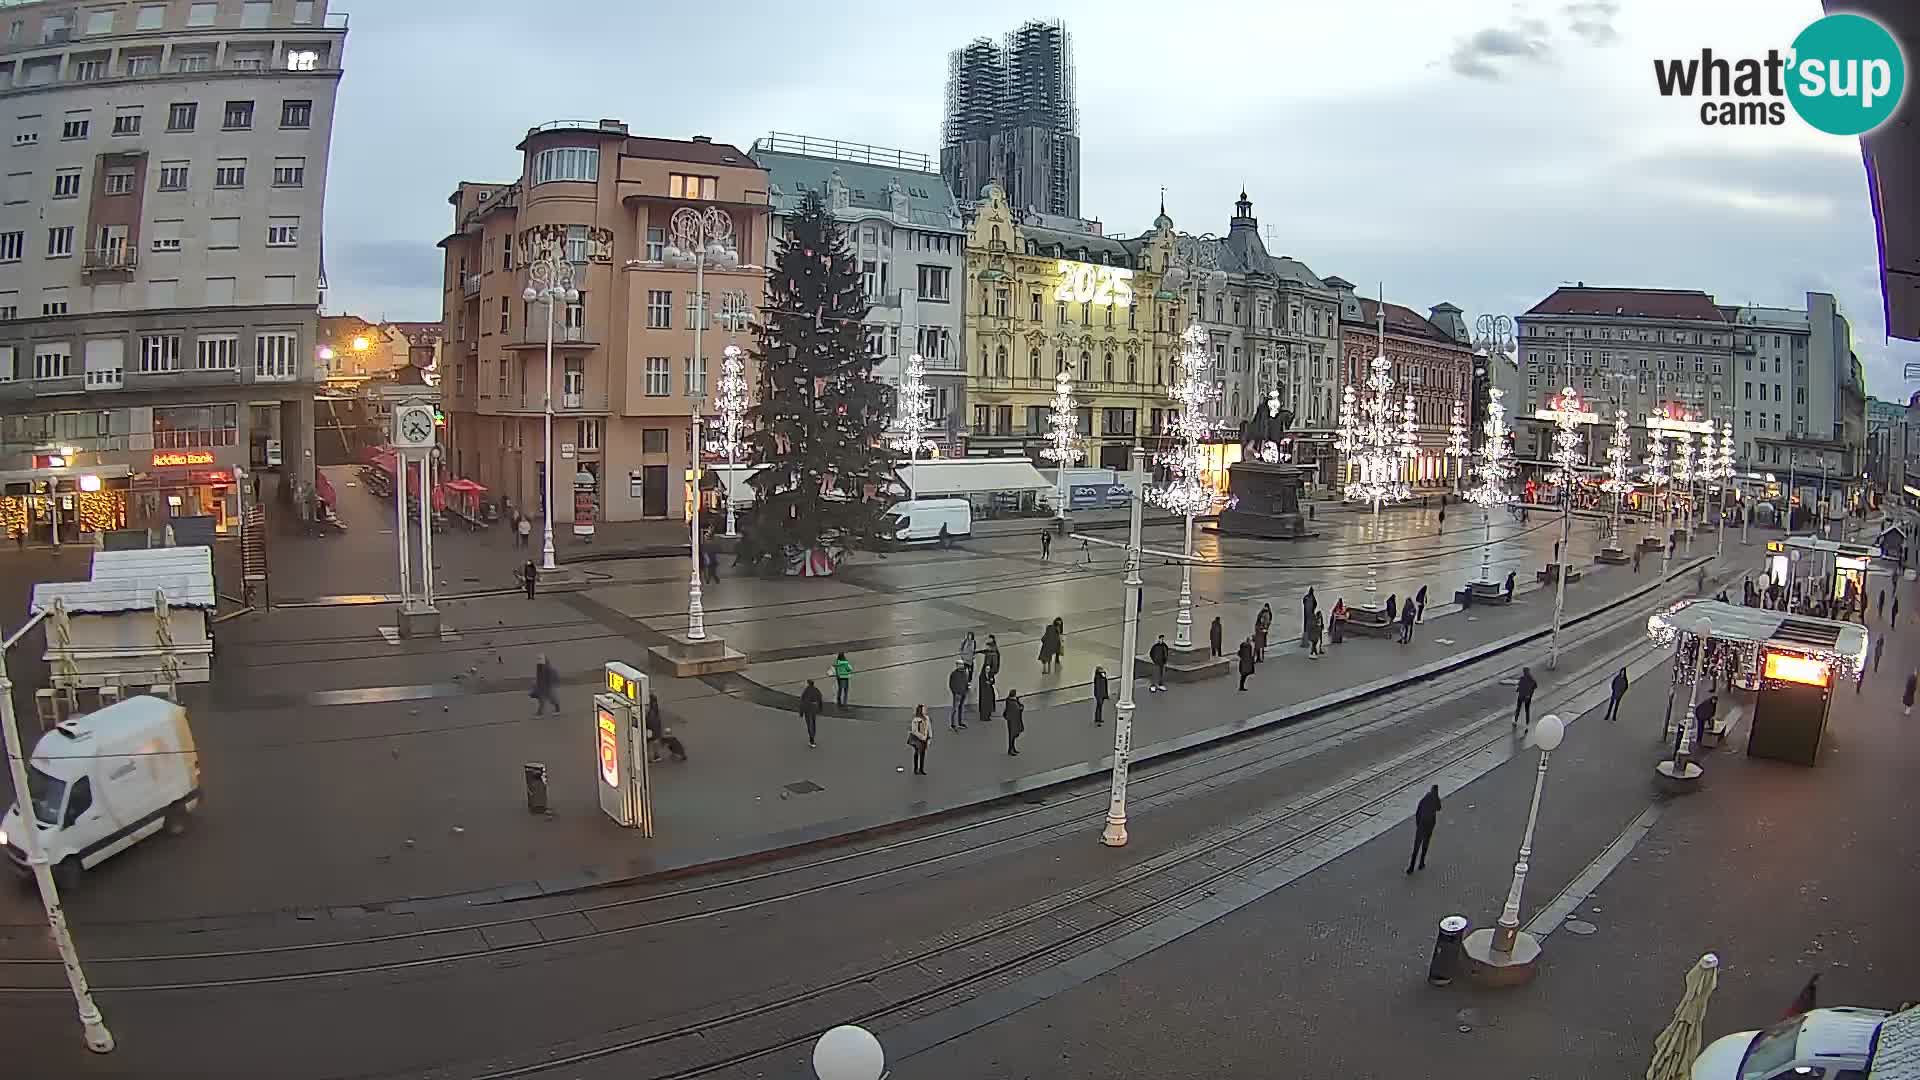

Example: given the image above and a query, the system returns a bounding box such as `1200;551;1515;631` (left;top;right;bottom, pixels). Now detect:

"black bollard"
523;762;549;814
1428;915;1469;986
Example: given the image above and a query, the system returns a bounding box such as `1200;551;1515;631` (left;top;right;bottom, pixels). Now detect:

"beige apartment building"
440;120;770;524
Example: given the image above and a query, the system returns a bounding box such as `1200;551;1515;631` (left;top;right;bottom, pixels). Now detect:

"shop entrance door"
641;465;668;518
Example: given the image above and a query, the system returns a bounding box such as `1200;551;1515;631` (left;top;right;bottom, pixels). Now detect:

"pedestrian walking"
1414;584;1429;623
798;679;824;747
1300;589;1316;648
1149;635;1170;691
1040;531;1052;560
1092;666;1110;725
1398;600;1416;645
908;706;931;775
1255;603;1272;661
1329;598;1348;644
1696;566;1707;595
1039;621;1061;674
530;654;560;715
959;631;978;680
1605;666;1629;722
1905;672;1916;717
1437;505;1446;532
938;522;952;550
982;634;1002;680
1237;638;1255;692
1514;666;1537;728
645;692;665;761
833;652;853;707
1209;616;1223;657
1895;594;1902;624
1407;784;1442;874
978;663;997;722
947;662;970;731
523;559;538;600
1051;617;1067;667
1633;546;1643;573
1003;690;1025;755
1503;570;1516;602
517;515;532;549
1874;636;1885;672
1080;537;1093;563
1309;609;1326;658
1694;692;1717;748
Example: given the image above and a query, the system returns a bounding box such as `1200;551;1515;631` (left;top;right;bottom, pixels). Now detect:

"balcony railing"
868;290;902;309
83;247;137;273
461;273;482;298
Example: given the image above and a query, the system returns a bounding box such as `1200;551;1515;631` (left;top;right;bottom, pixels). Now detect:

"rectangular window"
137;5;166;30
73;59;107;82
279;99;311;128
501;234;513;270
46;226;74;257
646;290;671;329
917;265;950;302
140;333;181;372
103;168;133;195
0;346;13;381
271;157;304;186
295;0;315;22
167;102;196;131
532;147;599;185
644;356;670;396
223;101;254;130
35;344;74;379
642;427;669;453
157;161;188;190
0;231;23;262
684;356;707;397
125;54;159;77
214;159;245;187
52;168;81;198
41;287;69;316
196;334;236;369
285;48;319;71
498;296;509;333
241;1;271;28
565;224;589;264
645;226;664;261
61;116;88;140
175;52;211;73
576;418;601;451
0;292;15;321
207;218;239;248
254;331;297;380
667;174;716;199
84;339;123;388
266;217;298;247
111;110;141;136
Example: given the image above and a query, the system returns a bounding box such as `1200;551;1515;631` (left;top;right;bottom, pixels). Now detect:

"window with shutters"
157;161;189;190
35;344;74;379
254;332;298;381
141;334;181;372
167;102;196;131
196;334;237;370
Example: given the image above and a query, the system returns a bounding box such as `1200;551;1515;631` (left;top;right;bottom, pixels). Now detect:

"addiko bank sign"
151;450;217;468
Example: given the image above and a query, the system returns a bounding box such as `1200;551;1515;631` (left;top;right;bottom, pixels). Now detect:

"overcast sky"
322;0;1919;400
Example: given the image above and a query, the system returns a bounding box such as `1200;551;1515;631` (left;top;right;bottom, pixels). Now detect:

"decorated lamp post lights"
664;205;740;641
1042;369;1084;524
711;344;750;538
1447;399;1470;495
890;353;933;501
1655;615;1713;791
1715;420;1735;557
1543;386;1595;670
1337;298;1418;611
1466;387;1517;586
520;242;580;573
1646;425;1671;576
1598;408;1633;560
1149;324;1218;651
1674;431;1696;555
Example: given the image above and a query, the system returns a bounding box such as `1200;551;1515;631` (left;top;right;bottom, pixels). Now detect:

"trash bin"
1429;915;1469;986
523;762;549;814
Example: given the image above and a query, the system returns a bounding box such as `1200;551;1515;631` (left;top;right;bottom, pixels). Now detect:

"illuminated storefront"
1;445;243;543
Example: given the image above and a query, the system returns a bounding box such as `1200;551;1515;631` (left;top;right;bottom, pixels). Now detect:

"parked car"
1692;1007;1888;1080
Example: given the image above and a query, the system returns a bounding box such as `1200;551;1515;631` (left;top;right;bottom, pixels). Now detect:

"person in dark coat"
798;679;824;747
947;663;970;731
1209;616;1224;658
523;559;538;599
982;635;1002;680
530;654;560;715
1255;604;1272;661
1514;666;1537;728
1414;585;1429;623
978;664;997;722
1149;635;1170;692
1694;692;1717;747
1092;666;1110;725
1605;667;1629;722
1301;588;1317;648
1003;690;1025;755
1237;638;1255;692
1040;531;1051;560
1504;570;1516;601
645;692;667;761
1308;610;1326;658
1407;784;1442;873
1038;623;1060;674
1905;671;1917;717
1398;600;1416;645
1877;589;1886;621
1873;636;1885;672
1385;594;1398;623
1634;546;1643;573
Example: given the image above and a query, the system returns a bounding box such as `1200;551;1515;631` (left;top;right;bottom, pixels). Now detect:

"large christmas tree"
740;190;898;573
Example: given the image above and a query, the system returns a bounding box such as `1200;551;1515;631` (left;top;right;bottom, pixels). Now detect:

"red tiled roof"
1351;298;1458;345
1525;287;1728;322
389;322;443;343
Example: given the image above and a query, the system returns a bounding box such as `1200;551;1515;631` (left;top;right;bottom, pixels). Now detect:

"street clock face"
396;405;436;447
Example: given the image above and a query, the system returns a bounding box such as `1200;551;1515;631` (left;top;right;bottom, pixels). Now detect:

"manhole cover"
1564;919;1599;935
783;780;826;795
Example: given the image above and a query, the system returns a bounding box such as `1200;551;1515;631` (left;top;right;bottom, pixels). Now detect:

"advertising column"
596;661;653;835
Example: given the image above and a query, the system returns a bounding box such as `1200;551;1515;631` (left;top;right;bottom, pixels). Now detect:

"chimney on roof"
692;134;713;143
598;119;628;133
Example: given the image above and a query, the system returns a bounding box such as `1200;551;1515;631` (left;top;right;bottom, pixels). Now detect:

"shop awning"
903;459;1052;498
0;464;133;485
1646;598;1869;677
445;478;487;494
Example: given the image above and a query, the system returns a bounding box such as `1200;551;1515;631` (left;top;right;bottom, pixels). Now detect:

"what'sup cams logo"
1653;12;1907;135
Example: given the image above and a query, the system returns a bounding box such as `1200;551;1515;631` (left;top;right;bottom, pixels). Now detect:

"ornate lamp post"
1674;431;1696;557
1543;385;1594;670
1466;387;1516;585
665;206;739;641
1462;712;1567;982
1041;369;1083;523
710;344;749;538
1336;297;1416;611
1149;323;1218;651
1646;424;1671;576
1655;615;1713;790
1447;398;1470;496
520;243;579;573
1600;408;1633;558
1715;420;1735;557
890;353;933;501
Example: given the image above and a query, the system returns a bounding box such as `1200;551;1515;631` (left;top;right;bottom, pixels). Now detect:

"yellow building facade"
962;183;1179;470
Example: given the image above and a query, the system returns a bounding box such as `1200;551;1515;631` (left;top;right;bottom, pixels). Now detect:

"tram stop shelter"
1647;599;1867;767
1764;536;1882;609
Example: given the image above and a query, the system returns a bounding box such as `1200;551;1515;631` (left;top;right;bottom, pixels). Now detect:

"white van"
2;695;201;889
889;498;973;544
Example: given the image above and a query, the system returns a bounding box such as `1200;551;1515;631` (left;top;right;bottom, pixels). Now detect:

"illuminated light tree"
1041;368;1084;524
1600;407;1633;554
1148;323;1217;650
1465;386;1516;585
890;352;933;500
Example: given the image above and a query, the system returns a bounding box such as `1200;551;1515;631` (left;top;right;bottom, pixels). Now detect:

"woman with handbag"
908;705;932;775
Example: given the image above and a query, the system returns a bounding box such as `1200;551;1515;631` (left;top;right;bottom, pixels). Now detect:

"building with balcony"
0;0;346;542
960;180;1176;470
752;132;968;452
1324;278;1473;490
439;120;770;523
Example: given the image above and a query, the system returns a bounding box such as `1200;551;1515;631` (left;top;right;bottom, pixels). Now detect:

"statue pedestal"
1215;461;1318;540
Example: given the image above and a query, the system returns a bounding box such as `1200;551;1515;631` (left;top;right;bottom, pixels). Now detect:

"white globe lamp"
813;1024;886;1080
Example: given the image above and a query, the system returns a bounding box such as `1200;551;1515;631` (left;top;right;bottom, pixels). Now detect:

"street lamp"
1462;711;1566;980
1715;420;1734;557
1447;398;1470;496
1674;431;1696;555
1600;407;1633;557
1149;323;1218;652
812;1025;887;1080
711;344;749;538
521;243;579;573
1656;615;1712;789
1337;297;1417;611
1646;423;1671;575
665;206;739;641
1465;387;1516;585
1041;369;1083;524
890;353;933;501
1543;385;1592;670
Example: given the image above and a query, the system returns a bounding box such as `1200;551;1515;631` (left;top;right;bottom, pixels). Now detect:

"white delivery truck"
888;498;974;544
2;695;201;889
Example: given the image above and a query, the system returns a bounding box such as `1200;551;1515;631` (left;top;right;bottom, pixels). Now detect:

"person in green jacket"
833;652;853;707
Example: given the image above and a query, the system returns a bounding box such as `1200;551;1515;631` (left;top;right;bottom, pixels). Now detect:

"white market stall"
905;459;1053;517
31;547;216;701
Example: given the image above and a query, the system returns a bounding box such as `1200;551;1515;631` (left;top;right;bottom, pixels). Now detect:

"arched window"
995;346;1008;377
1127;356;1137;384
1030;349;1041;378
1080;351;1091;383
991;225;1001;243
1231;390;1241;416
980;344;988;376
1055;348;1066;374
1104;352;1114;383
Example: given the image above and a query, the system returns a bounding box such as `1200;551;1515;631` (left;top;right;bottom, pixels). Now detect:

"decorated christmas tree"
740;190;898;574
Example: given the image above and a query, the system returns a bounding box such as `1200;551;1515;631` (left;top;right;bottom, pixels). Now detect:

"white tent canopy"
902;459;1051;499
